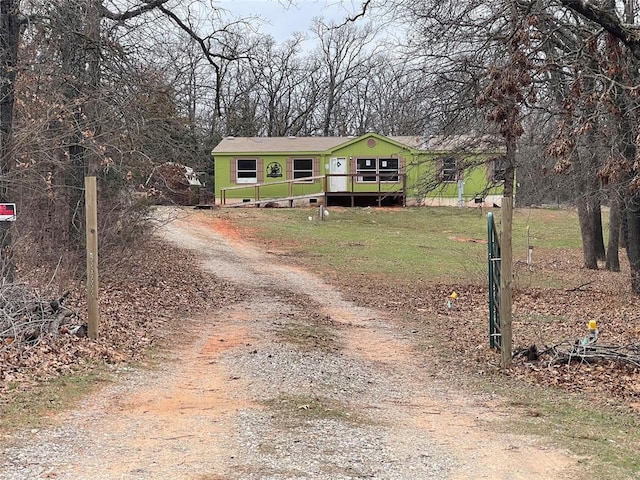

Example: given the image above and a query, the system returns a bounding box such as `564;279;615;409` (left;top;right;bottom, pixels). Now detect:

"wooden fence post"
500;196;513;368
85;176;99;339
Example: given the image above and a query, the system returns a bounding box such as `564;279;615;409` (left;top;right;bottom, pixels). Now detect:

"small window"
492;157;507;182
440;157;458;182
237;159;257;184
293;158;313;181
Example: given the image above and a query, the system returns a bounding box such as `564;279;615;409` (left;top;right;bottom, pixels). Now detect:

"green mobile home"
212;132;505;207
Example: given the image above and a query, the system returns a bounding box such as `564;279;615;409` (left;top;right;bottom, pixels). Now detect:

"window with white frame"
356;158;399;183
236;159;257;183
440;156;458;182
293;158;314;181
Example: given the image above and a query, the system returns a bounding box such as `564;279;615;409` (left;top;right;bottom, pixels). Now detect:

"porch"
220;173;407;208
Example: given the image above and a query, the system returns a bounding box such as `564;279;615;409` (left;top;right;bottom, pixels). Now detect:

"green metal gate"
488;212;501;349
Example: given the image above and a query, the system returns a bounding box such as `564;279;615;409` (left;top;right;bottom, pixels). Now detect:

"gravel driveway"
0;208;582;479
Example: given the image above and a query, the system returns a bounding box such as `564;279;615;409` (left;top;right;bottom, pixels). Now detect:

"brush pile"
517;341;640;368
0;285;82;351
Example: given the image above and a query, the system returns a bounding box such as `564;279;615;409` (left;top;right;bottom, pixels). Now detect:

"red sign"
0;203;16;221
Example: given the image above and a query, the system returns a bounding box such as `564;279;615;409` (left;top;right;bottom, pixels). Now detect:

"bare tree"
247;36;314;136
544;0;640;289
0;0;29;280
311;19;378;136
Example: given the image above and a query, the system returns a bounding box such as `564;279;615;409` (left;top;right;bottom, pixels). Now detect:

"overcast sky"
217;0;364;41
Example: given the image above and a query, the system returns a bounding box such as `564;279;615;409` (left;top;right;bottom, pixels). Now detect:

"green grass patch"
262;394;362;425
239;207;488;282
275;322;340;352
508;207;586;249
0;372;111;435
230;206;584;284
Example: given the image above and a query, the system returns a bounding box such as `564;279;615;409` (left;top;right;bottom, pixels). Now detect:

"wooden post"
526;225;533;268
500;196;513;368
85;176;99;340
403;174;407;207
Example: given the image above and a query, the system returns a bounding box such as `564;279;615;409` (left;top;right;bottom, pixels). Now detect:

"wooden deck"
221;174;406;208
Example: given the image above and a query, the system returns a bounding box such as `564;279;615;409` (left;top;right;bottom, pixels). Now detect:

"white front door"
329;157;347;192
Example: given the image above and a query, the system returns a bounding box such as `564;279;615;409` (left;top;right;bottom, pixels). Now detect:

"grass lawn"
219;205;586;286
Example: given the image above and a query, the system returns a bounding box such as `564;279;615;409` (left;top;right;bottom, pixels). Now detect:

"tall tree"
0;0;24;280
393;0;538;365
551;0;640;292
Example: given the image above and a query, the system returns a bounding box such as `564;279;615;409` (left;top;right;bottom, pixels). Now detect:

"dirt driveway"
1;208;583;479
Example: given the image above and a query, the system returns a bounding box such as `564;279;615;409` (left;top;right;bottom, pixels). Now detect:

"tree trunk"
587;123;605;262
592;197;606;261
625;195;640;294
500;130;516;369
572;146;599;269
621;199;628;250
574;63;604;268
323;78;336;137
576;194;599;269
606;189;622;271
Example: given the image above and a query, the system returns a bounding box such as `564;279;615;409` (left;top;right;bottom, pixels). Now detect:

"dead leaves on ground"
0;238;241;400
333;267;640;411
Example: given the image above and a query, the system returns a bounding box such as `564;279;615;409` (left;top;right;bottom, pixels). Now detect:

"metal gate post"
488;212;501;349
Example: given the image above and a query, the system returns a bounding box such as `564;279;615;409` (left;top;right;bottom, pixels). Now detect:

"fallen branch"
0;284;81;351
565;280;594;292
518;341;640;369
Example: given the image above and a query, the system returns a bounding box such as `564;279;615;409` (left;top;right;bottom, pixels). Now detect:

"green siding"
213;133;504;205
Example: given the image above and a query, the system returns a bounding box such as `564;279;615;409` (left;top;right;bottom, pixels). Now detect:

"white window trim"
492;157;507;182
237;158;258;184
356;157;399;183
440;157;458;183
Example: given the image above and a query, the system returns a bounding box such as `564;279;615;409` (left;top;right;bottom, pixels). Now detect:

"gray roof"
212;136;350;154
211;134;432;155
426;134;502;151
211;134;499;155
390;136;429;150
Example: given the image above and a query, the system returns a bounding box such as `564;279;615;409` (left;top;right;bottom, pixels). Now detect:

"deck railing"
221;175;326;205
220;173;407;206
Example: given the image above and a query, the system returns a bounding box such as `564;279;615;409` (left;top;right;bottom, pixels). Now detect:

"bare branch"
100;0;170;22
338;0;373;26
558;0;640;58
155;4;246;117
156;5;240;63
